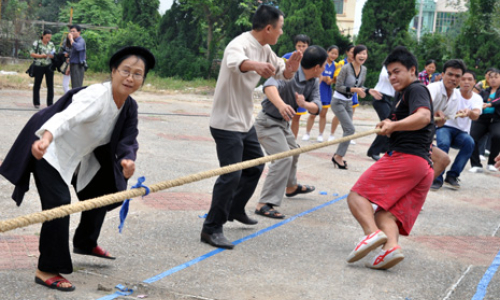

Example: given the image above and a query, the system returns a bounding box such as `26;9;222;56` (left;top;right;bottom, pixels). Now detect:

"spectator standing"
302;45;339;142
68;25;86;88
282;34;311;138
418;59;442;86
30;29;56;109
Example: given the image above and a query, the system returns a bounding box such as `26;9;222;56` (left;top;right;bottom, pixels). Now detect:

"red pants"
351;151;434;235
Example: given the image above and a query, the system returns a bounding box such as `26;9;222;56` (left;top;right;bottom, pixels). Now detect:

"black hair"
383;46;418;73
489;68;500;77
301;45;328;70
327;45;339;53
425;59;437;67
69;25;82;32
293;34;311;46
485;67;496;75
42;29;52;37
110;54;151;83
252;5;284;31
463;70;477;80
442;59;466;75
353;45;367;59
345;44;354;54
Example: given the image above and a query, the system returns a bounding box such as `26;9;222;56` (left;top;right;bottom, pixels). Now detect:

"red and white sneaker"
365;245;404;270
346;230;387;263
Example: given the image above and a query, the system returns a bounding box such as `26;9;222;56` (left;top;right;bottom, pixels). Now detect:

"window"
435;12;458;33
334;0;344;14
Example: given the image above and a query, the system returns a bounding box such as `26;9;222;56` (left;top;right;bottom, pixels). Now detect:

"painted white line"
491;222;500;237
442;265;472;300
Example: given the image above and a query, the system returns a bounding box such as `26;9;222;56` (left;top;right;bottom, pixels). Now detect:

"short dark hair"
489;68;500;77
383;46;418;73
345;44;354;54
442;59;466;75
42;29;52;36
252;5;284;31
301;45;328;69
485;67;496;75
353;45;367;59
70;25;82;32
293;34;311;46
463;70;477;80
327;45;339;53
425;59;437;67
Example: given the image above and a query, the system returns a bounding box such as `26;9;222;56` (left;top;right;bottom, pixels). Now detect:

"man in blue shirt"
68;25;86;88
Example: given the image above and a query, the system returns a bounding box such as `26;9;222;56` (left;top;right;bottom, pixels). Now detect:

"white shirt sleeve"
36;85;107;140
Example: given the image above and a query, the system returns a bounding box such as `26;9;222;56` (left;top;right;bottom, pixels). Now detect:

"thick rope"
0;128;382;233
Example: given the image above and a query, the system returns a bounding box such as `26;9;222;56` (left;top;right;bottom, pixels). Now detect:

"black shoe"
34;105;40;109
228;213;258;225
430;179;442;190
200;231;234;249
444;176;460;190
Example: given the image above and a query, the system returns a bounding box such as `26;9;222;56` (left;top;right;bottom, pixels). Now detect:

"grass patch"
0;62;216;94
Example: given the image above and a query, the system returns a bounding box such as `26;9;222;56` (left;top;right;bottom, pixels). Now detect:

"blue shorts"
296;107;307;115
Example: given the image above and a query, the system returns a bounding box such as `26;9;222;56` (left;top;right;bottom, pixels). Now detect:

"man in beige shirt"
201;5;301;249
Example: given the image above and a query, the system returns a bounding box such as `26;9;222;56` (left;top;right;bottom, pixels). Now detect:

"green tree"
356;0;416;87
121;0;160;29
57;0;121;27
156;1;210;79
274;0;349;57
454;0;500;74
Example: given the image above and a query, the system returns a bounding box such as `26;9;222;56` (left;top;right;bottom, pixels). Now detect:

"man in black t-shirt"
345;47;435;270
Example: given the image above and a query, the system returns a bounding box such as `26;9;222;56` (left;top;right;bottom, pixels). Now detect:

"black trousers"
367;94;393;156
470;116;500;167
33;157;117;274
33;159;73;274
203;126;264;234
32;65;54;107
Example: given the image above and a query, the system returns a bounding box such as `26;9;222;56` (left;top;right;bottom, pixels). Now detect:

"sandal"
35;275;75;292
74;245;116;260
285;184;315;197
255;204;285;219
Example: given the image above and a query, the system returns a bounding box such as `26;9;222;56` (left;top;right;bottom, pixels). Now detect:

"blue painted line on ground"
472;248;500;300
96;194;347;300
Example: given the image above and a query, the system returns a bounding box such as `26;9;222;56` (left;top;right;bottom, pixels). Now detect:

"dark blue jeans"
203;126;264;234
435;126;474;183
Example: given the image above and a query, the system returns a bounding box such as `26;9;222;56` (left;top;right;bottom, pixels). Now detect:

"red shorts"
351;151;434;236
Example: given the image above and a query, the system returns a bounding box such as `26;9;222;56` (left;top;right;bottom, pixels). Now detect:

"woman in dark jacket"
0;46;155;291
469;69;500;172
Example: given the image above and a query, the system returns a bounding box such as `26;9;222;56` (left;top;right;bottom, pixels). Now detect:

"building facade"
410;0;468;35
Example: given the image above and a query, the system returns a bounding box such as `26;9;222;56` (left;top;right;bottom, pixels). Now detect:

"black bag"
26;63;35;77
26;41;40;78
82;60;89;72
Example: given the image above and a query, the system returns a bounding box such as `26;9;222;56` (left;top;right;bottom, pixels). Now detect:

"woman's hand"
121;159;135;179
31;131;53;160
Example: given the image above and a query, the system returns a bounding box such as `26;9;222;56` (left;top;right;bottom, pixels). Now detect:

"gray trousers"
331;97;354;157
255;111;299;207
70;63;85;88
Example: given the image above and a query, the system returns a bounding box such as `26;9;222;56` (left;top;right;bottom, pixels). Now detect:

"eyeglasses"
117;69;144;80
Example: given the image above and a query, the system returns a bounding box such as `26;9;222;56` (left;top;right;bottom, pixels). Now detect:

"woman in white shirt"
0;46;155;291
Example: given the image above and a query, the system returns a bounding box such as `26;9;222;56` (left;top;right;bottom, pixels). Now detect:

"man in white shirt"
367;66;396;161
426;59;467;190
201;5;301;250
435;70;482;189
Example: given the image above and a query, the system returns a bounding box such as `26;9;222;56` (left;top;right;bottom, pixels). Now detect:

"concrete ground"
0;86;498;300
